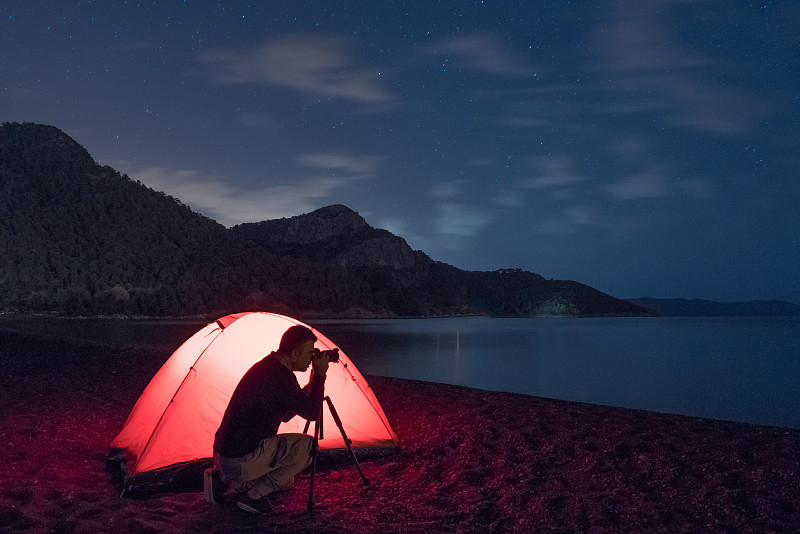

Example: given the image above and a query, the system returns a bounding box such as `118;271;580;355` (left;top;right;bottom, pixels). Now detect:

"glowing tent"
110;312;399;493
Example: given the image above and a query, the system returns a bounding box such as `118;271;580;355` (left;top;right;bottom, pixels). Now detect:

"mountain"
0;122;649;318
626;298;800;317
0;122;304;316
232;206;649;317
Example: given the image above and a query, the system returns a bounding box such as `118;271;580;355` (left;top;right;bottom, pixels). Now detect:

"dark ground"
1;328;799;533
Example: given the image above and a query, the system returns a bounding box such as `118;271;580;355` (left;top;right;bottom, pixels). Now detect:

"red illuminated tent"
109;312;399;494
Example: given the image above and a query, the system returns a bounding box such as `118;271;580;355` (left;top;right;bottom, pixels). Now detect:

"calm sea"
2;316;798;429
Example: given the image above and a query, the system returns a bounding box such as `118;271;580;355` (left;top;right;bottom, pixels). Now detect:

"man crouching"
204;325;329;514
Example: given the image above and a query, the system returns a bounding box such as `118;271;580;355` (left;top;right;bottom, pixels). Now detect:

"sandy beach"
1;327;798;533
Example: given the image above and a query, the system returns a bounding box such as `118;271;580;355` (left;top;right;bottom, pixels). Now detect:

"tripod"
303;395;371;512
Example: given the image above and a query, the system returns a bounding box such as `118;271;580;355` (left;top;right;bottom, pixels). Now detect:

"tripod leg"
325;397;371;487
306;399;324;511
303;410;324;437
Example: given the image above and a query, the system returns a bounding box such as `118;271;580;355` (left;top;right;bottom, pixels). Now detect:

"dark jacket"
213;352;325;458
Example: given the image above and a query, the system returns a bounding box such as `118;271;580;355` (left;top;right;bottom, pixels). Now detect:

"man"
204;325;329;514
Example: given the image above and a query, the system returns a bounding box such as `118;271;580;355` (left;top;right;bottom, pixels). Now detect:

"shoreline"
1;329;799;533
3;316;799;432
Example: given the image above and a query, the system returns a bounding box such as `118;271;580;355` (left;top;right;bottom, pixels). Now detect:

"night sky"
2;1;798;303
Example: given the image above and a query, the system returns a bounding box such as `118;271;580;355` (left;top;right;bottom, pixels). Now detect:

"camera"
313;348;340;363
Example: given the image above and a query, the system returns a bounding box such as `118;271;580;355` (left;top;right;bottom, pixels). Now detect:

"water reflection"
312;317;800;429
2;315;798;428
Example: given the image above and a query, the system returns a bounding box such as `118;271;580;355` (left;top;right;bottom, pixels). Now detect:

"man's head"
277;325;317;372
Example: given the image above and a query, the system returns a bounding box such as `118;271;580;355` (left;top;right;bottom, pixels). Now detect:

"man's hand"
311;350;329;377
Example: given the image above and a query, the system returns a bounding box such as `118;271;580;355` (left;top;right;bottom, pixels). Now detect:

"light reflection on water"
310;316;800;429
2;315;798;429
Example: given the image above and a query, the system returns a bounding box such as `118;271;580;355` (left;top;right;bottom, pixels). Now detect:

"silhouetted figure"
203;325;329;514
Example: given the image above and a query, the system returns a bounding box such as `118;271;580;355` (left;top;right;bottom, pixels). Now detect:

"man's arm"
288;351;329;421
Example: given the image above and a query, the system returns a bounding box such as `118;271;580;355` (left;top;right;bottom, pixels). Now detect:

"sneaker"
236;494;286;515
203;468;227;505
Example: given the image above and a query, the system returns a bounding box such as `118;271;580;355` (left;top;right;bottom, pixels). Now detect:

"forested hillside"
234;208;648;318
0;122;648;318
0;123;299;315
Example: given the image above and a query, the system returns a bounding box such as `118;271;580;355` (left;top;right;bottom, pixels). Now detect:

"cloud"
604;168;714;200
298;151;381;176
522;158;591;190
535;205;597;235
596;1;772;134
377;217;408;237
494;189;524;208
601;137;713;200
434;203;490;236
605;172;671;200
199;34;392;104
492;157;592;207
430;180;464;199
434;33;531;75
129;151;380;226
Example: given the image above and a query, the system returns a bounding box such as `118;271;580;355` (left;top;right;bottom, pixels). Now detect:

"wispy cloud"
597;1;772;134
299;151;381;176
535;205;598;235
377;217;408;238
430;180;465;199
199;33;392;104
522;158;591;190
432;33;531;75
605;137;713;200
128;150;380;226
434;202;490;236
491;157;592;207
401;202;492;259
605;171;672;200
496;148;713;240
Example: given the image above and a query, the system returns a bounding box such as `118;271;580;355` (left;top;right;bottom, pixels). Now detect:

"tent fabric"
110;312;399;484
